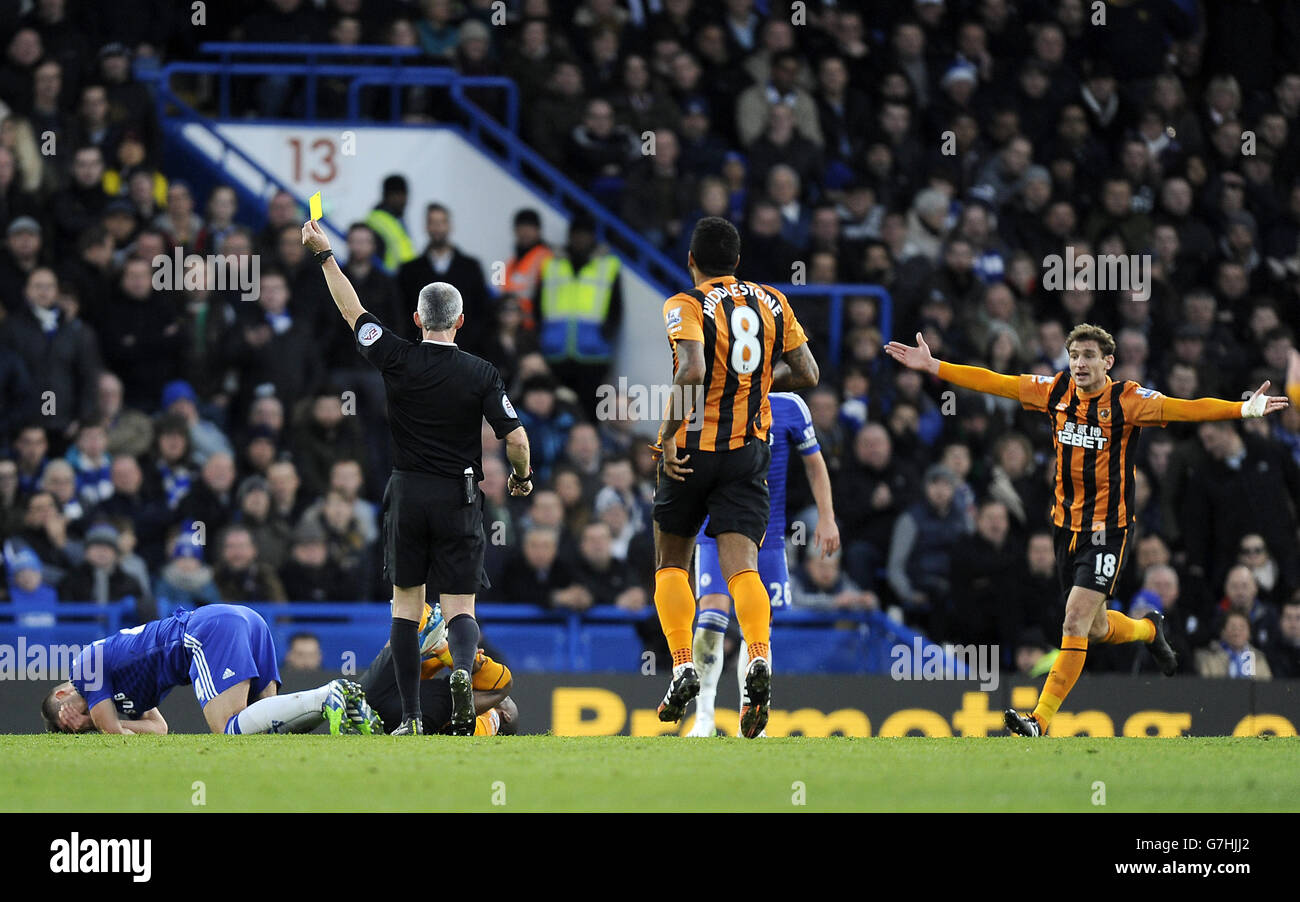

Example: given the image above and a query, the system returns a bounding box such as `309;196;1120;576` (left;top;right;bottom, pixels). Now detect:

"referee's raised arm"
304;219;533;736
303;220;367;328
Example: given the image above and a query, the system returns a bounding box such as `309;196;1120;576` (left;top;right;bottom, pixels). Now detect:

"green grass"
2;735;1296;812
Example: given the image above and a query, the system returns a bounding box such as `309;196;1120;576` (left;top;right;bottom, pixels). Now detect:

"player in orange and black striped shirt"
886;323;1290;737
650;216;818;738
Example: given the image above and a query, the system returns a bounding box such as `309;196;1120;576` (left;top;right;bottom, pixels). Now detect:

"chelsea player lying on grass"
41;603;379;735
358;602;518;736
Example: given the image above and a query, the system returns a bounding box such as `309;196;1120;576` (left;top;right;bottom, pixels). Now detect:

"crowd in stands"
2;0;1300;679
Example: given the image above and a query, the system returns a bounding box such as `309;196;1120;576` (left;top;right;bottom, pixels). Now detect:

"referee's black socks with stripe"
446;613;481;678
390;617;422;721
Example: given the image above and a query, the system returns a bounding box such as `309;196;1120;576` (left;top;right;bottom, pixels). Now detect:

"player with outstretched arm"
885;324;1289;737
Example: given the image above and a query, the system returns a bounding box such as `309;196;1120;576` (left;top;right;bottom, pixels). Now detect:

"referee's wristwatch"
508;469;533;489
313;248;334;265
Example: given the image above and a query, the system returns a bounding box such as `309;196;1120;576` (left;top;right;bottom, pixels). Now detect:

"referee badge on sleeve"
502;394;517;418
358;322;383;346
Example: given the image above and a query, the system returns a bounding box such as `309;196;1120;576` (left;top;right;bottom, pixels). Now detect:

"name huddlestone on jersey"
1057;421;1108;449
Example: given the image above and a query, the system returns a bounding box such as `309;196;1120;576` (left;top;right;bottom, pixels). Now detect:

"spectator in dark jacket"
498;525;581;606
50;145;110;249
278;519;359;602
96;455;172;571
58;522;154;625
290;388;368;503
572;520;647;610
1182;422;1300;592
834;423;917;590
1266;595;1300;679
222;268;322;425
213;524;286;603
176;452;238;540
942;499;1020;647
396;204;492;350
0;267;102;438
887;464;971;626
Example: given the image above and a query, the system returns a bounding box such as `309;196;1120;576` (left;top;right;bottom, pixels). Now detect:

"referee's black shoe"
392;717;423;735
1144;612;1179;676
448;668;476;736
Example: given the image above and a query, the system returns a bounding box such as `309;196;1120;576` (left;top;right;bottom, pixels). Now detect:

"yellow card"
309;191;323;221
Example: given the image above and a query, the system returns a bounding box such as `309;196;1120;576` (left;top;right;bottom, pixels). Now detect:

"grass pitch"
2;734;1296;813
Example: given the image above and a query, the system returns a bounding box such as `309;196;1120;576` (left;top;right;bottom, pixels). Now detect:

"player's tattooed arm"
770;342;820;391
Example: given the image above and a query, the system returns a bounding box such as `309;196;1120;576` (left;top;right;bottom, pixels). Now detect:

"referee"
303;220;534;736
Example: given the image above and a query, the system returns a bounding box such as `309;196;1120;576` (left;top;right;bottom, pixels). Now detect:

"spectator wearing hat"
153;532;219;610
160;379;232;467
886;464;971;627
675;95;729;179
278;519;359;602
213;523;286;603
4;546;57;611
59;522;153;624
0;213;43;311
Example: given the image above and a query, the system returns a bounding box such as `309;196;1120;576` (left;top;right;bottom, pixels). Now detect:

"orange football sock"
729;569;770;655
1031;634;1089;732
1100;610;1156;644
473;708;501;736
654;567;696;665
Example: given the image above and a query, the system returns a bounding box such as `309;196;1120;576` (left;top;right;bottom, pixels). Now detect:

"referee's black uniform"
353;310;522;593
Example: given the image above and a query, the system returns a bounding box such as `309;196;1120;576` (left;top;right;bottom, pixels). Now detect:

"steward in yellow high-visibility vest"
534;216;622;416
365;174;416;273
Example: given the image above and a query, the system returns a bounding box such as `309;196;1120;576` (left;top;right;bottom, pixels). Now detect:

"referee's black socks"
447;613;481;677
390;617;422;721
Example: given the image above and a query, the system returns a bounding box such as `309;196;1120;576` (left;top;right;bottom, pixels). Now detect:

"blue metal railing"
0;601;947;674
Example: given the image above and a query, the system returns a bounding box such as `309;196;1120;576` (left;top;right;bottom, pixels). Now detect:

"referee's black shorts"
1054;525;1130;599
653;439;770;547
381;470;485;593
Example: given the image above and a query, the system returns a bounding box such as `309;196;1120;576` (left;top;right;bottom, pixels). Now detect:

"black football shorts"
382;470;485;593
1054;525;1130;598
653;439;770;547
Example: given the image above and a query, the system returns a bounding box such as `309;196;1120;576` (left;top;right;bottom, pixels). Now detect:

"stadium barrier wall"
2;671;1295;737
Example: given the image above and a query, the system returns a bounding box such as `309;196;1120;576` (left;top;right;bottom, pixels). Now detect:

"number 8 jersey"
662;275;809;452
